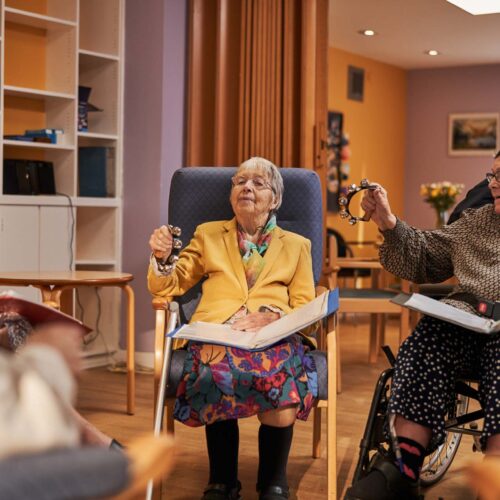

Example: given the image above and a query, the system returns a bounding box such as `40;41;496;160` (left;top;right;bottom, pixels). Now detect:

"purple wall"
405;64;500;228
123;0;187;352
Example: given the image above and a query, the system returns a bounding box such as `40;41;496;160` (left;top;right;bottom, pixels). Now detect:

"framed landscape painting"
449;113;499;156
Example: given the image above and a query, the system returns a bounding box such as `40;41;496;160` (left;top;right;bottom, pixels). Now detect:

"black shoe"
201;481;242;500
258;485;289;500
344;454;421;500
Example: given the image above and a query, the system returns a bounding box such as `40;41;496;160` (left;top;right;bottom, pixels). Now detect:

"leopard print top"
379;204;500;316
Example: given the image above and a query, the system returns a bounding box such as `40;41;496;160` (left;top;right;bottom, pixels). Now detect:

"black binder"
3;160;56;195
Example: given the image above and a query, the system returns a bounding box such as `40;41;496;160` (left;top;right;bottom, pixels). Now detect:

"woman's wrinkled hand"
231;312;280;332
361;183;397;231
149;225;173;261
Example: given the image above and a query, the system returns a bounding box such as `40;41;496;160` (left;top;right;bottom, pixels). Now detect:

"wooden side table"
0;271;136;415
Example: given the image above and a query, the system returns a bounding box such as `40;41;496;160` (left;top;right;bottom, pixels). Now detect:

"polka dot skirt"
388;315;500;449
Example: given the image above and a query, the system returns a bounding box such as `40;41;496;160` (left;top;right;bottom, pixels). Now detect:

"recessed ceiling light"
446;0;500;15
425;49;440;56
358;29;377;36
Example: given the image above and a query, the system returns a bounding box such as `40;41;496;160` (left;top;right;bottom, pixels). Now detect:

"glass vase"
435;208;448;228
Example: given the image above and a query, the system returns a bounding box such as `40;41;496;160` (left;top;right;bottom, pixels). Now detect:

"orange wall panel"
328;47;407;244
6;0;47;15
4;96;46;135
4;146;47;162
5;22;46;89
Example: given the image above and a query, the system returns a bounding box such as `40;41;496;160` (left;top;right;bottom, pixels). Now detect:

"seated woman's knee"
258;405;298;427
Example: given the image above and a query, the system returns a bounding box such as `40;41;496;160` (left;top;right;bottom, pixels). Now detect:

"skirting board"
82;348;154;370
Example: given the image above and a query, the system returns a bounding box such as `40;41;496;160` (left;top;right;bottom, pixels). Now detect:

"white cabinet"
0;205;73;271
0;206;39;270
40;206;73;271
0;205;72;301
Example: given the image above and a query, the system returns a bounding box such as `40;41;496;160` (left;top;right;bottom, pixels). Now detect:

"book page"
399;293;499;334
170;322;258;349
251;292;329;348
171;291;333;349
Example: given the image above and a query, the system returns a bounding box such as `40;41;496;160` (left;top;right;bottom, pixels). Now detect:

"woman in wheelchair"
148;157;318;500
345;153;500;500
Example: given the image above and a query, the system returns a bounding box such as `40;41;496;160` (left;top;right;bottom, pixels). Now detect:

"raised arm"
361;184;454;283
148;225;206;297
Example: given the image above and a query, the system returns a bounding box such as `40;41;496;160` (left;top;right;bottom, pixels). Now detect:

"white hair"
237;157;284;210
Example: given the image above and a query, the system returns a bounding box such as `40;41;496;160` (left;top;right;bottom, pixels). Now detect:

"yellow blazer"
148;218;316;345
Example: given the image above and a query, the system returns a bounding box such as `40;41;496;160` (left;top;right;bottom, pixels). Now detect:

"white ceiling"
329;0;500;70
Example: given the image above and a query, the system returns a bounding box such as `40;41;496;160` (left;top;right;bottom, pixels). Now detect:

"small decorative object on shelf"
338;178;377;225
78;86;103;132
420;181;465;227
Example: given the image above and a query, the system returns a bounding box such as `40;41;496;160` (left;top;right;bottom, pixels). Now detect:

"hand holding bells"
156;225;182;274
339;179;377;225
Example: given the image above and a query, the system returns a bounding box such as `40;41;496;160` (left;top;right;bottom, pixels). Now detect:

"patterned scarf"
237;215;276;288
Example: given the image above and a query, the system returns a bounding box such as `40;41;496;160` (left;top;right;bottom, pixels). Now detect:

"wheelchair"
351;345;485;489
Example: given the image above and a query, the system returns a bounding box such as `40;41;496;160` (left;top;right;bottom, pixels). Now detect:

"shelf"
79;55;119;135
0;195;75;206
5;7;76;29
80;0;121;56
3;140;75;150
79;49;119;62
4;85;75;101
5;0;77;22
78;131;118;141
75;197;121;207
0;195;122;208
4;13;77;95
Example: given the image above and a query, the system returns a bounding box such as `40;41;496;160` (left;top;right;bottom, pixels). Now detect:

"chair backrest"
168;167;323;322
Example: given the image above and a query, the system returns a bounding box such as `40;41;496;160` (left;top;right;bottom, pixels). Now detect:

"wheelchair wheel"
420;394;469;487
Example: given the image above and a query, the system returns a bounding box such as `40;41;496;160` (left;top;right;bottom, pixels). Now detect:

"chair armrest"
152;296;173;385
152;296;170;310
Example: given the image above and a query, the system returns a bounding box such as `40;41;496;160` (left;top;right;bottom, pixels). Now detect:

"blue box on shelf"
78;147;108;197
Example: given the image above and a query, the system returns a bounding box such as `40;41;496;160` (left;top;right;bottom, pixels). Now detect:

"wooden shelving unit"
0;0;125;364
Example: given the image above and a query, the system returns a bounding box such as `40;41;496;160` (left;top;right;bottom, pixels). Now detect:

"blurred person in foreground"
0;321;174;499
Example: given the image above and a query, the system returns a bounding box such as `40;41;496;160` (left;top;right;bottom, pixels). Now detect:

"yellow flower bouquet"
420;181;465;227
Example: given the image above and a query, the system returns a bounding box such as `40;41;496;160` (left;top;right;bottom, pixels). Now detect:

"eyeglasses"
486;172;500;184
231;175;274;191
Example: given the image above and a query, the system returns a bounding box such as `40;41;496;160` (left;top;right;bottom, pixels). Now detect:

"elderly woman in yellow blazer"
148;157;316;500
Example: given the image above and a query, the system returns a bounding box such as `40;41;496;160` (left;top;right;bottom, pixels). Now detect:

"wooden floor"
77;315;481;499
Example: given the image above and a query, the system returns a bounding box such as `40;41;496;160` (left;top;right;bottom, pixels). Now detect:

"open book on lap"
391;293;500;334
169;288;339;351
0;292;91;333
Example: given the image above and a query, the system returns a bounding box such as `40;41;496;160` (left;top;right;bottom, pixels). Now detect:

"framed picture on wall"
448;113;499;156
326;111;343;212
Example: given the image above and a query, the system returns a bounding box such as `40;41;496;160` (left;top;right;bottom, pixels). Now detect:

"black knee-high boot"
257;423;294;493
205;419;239;488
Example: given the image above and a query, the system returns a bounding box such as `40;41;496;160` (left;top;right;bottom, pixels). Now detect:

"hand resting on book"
231;311;280;332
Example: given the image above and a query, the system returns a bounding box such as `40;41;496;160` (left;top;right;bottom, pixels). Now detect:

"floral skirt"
173;334;318;427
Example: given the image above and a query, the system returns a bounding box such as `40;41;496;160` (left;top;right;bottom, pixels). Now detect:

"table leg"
37;286;64;309
123;284;135;415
